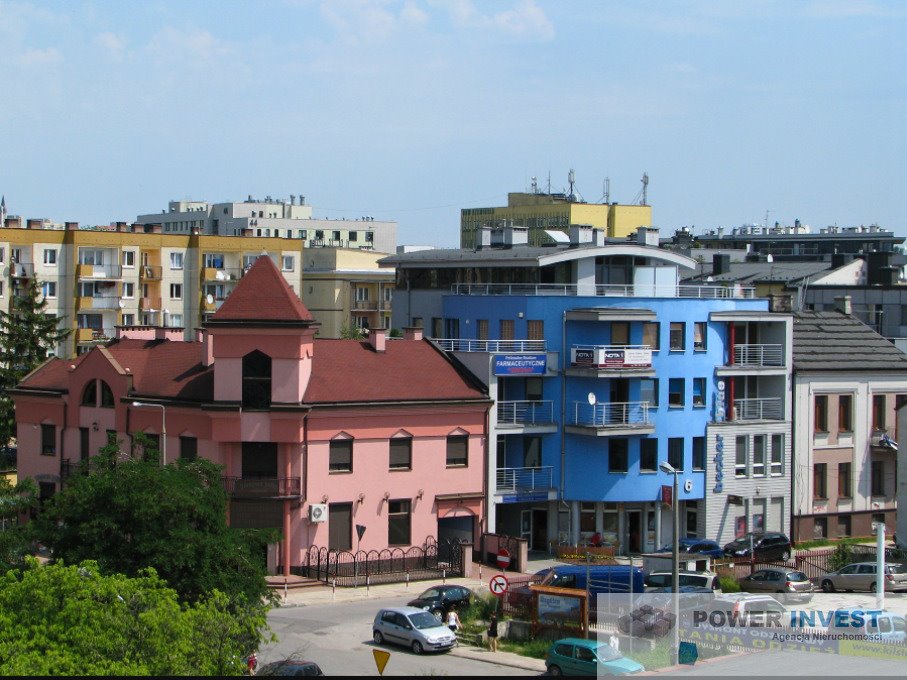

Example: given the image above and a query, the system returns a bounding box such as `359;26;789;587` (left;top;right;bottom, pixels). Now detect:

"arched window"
242;350;271;409
99;381;115;408
81;380;98;406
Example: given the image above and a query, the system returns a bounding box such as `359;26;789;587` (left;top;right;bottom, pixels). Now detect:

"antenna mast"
568;169;576;201
640;172;649;206
602;177;610;204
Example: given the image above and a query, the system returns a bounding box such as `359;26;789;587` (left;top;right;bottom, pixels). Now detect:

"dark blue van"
535;565;646;596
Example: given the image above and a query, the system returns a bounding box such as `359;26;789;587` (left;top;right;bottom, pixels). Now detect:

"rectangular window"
770;434;784;475
813;516;827;539
282;255;294;271
642;322;659;350
122;250;135;268
328;503;352;551
668;437;684;471
349;231;357;242
668;378;684;407
41;424;56;455
389;437;412;470
446;434;468;467
356;287;369;302
43;248;57;265
41;281;56;298
527;319;544;340
692;378;706;407
640;439;658;472
477;319;488;340
871;460;885;496
329;439;353;473
332;230;341;241
838;394;853;432
669;322;685;351
693;322;706;351
122;282;134;299
122;313;134;326
609;438;628;473
315;230;324;240
180;436;198;461
388;499;412;546
170;252;183;269
752;435;766;477
204;253;224;268
500;319;514;340
640;378;658;408
814;395;828;432
169;283;182;300
692;437;705;471
167;313;182;328
611;322;630;345
814;463;827;499
580;502;596;532
873;394;887;431
838;462;852;498
526;377;543;401
735;435;748;477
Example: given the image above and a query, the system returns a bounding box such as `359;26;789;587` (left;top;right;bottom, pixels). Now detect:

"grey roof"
683;261;832;285
792;310;907;372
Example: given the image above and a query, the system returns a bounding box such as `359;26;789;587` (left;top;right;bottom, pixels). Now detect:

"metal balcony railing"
141;265;162;280
77;263;123;280
222;476;302;498
732;397;783;421
571;401;651;427
434;339;547;352
451;283;756;299
732;344;784;367
497;400;554;426
495;466;554;492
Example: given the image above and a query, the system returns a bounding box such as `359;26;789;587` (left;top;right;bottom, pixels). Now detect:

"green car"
545;637;644;676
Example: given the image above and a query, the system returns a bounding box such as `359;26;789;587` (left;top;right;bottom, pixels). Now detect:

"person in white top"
446;609;462;645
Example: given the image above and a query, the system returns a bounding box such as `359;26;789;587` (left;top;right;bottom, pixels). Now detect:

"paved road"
262;593;544;676
651;649;907;676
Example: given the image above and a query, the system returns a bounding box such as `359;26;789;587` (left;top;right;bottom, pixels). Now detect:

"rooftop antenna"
530;176;538;194
640;172;649;206
568;169;576;201
602;177;610;204
547;171;551;196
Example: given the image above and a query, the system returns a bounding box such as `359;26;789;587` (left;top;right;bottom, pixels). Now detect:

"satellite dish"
118;299;125;309
587;392;597;406
206;294;214;305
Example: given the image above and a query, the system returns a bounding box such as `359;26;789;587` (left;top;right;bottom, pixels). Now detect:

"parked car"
701;593;787;626
257;659;325;676
827;609;907;644
406;584;473;617
644;570;719;591
738;568;813;602
723;532;792;561
509;565;646;608
819;562;907;593
372;606;456;654
545;637;644;676
657;538;724;559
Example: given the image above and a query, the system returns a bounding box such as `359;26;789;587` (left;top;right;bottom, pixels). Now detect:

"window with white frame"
170;252;184;269
204;253;225;268
122;250;135;268
41;281;56;298
122;313;135;325
79;249;104;265
752;435;766;476
43;249;57;265
0;248;4;263
282;255;294;271
735;435;748;477
122;282;134;299
168;313;183;328
356;287;369;302
770;434;784;475
383;287;392;303
169;283;182;300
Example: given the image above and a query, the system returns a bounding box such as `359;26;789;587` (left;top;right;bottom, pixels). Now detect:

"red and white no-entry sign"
489;574;509;596
496;548;511;570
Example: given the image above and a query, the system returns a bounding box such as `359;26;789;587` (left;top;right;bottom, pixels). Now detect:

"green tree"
0;559;272;676
31;434;275;606
0;476;37;571
0;276;72;450
339;322;366;339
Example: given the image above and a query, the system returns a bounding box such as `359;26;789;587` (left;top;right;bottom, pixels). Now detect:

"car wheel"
411;640;424;655
373;630;384;645
781;550;791;561
869;582;876;592
430;608;444;620
548;665;563;677
821;580;835;593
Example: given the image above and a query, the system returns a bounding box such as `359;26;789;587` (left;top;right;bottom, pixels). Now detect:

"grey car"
373;606;456;654
738;568;813;602
820;562;907;593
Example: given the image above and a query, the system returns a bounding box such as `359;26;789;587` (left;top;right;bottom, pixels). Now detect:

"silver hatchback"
820;562;907;593
373;606;456;654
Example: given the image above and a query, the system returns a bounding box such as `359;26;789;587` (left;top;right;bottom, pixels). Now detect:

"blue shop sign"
502;492;549;503
494;353;547;376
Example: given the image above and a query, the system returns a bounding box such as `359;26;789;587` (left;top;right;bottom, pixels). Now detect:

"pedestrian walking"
487;611;499;652
446;609;462;645
246;652;258;676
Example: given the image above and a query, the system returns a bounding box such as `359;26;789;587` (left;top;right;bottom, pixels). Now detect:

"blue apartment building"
382;226;792;553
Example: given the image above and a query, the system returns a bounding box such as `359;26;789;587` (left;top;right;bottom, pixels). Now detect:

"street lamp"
132;401;166;466
659;460;680;666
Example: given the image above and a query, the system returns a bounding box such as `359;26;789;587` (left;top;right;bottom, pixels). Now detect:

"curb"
448;646;547;673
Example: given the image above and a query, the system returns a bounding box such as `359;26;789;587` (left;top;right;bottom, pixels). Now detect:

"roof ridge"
210;255;315;324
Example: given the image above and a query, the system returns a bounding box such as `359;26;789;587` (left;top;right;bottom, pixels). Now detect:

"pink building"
13;256;490;576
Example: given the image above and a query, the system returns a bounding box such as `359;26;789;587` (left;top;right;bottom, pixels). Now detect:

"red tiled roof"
303;339;487;404
211;255;314;323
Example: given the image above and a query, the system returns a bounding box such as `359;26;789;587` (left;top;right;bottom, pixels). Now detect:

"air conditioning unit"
308;503;328;523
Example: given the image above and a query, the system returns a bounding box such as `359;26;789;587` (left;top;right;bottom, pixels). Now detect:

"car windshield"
596;645;622;662
418;588;440;598
887;564;906;574
408;612;443;630
787;571;808;581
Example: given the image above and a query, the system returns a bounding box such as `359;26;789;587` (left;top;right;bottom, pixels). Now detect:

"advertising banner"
493;354;547;375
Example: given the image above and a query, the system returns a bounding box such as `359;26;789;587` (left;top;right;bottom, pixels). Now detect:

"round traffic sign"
489;574;509;596
496;548;511;570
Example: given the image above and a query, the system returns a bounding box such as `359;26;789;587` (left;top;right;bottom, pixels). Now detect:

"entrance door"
627;510;642;554
328;503;353;551
532;509;547;551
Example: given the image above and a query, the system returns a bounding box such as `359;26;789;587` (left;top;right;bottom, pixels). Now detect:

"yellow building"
0;217;305;357
302;248;395;337
460;192;652;248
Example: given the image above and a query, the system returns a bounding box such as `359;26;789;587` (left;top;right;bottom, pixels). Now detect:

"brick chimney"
369;327;387;352
26;218;41;229
403;326;423;341
65;221;79;231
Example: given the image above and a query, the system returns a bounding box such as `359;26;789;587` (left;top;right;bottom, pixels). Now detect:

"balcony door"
610;379;630;404
242;442;277;478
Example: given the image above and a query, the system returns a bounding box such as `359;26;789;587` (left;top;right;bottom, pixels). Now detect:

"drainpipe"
560;310;569;542
58;396;67;487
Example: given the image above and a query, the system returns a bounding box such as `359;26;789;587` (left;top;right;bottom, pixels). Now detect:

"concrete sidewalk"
273;575;489;607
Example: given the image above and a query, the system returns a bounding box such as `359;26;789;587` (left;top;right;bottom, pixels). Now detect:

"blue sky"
1;0;905;247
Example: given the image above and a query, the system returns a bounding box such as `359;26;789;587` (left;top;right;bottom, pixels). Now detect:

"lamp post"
132;401;166;466
659;460;680;666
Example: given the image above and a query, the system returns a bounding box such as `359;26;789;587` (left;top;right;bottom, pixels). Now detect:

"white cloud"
95;31;126;56
319;0;430;42
144;26;229;63
441;0;555;42
18;46;62;67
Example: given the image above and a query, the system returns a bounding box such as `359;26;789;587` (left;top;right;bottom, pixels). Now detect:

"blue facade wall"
444;294;769;505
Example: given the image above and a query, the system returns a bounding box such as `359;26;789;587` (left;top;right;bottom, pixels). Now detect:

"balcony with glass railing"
567;401;653;435
495;466;554;493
